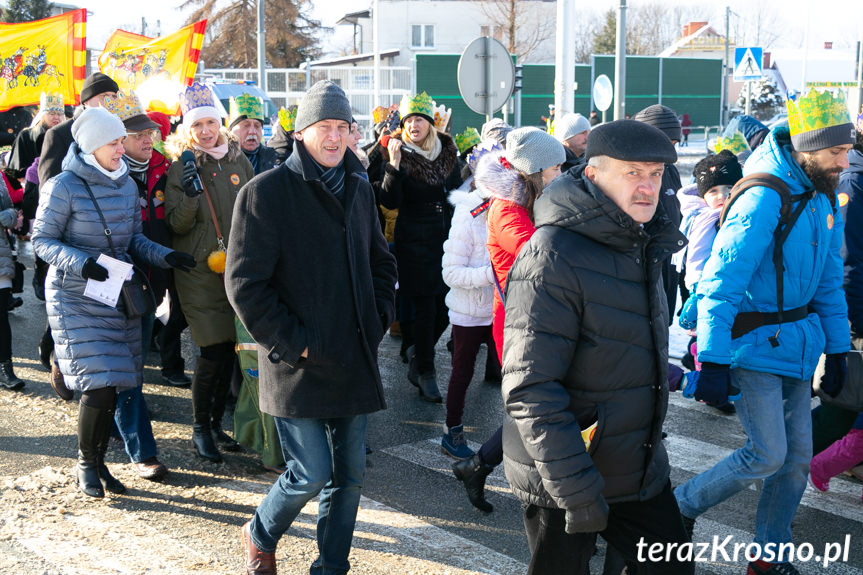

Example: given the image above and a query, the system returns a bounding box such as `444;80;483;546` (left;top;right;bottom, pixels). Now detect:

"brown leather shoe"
50;363;73;401
135;457;168;481
242;520;276;574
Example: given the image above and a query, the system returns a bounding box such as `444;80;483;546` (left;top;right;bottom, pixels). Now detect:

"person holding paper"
32;107;196;498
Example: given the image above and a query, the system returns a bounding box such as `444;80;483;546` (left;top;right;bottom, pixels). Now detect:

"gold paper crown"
714;131;750;155
454;127;481;154
179;82;217;116
372;106;389;124
229;93;264;125
278;105;297;132
432;103;452;131
39;92;64;113
856;105;863;135
787;88;852;137
104;90;146;123
399;92;435;123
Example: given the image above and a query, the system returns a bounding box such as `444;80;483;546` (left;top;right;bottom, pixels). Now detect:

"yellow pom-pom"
207;249;226;274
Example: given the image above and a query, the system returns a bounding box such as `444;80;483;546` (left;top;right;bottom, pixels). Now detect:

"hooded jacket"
696;128;850;378
840;148;863;333
676;183;720;290
501;163;685;527
32;144;172;391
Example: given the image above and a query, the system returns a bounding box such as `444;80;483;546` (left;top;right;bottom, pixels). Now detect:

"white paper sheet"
83;254;133;308
155;289;171;325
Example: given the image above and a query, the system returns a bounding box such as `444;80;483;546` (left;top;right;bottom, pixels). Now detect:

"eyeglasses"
126;129;159;141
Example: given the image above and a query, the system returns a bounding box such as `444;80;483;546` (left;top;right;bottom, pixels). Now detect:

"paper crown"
787;88;852;137
455;127;481;154
399;92;435;123
39;92;64;113
278;105;297;132
467;140;502;172
104;90;146;122
857;105;863;135
714;131;750;155
432;104;452;131
229;93;264;125
372;106;389;125
180;82;217;116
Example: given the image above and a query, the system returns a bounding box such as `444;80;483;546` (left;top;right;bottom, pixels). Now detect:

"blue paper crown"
180;82;217;116
467;140;503;172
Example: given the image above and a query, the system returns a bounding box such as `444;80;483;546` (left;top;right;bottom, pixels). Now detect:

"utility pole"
613;0;626;120
257;0;266;91
553;0;575;116
721;5;730;127
373;0;380;107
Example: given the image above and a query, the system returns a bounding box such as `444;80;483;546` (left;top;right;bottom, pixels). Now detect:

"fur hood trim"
164;127;244;164
473;151;528;206
379;130;458;186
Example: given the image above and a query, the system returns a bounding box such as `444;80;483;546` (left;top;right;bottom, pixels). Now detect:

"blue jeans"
250;415;367;575
674;367;812;547
112;313;158;463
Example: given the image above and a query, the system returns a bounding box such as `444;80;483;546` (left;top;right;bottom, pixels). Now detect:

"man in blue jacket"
674;91;856;575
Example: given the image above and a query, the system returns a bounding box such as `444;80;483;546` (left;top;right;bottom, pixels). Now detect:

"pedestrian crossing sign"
733;47;763;81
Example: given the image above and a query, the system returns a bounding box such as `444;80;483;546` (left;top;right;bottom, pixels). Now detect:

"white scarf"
82;153;128;180
403;134;442;162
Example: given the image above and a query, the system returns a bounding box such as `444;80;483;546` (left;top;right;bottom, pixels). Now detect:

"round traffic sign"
593;75;614;112
457;37;515;116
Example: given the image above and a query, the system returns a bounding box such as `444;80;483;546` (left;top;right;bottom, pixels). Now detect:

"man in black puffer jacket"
501;120;693;574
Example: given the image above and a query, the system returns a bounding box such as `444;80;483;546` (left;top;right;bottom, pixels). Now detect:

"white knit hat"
71;107;127;154
554;113;591;142
505;127;565;175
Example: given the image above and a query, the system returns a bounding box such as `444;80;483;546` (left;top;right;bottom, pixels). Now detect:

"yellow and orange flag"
0;9;87;112
98;20;207;115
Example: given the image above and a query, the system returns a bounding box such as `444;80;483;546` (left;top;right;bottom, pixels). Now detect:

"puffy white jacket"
442;182;495;326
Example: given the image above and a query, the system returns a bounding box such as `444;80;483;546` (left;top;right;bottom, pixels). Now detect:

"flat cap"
585;119;677;164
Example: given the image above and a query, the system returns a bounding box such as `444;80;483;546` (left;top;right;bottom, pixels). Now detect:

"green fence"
415;54;722;136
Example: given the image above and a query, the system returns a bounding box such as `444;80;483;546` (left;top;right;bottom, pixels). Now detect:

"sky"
35;0;863;58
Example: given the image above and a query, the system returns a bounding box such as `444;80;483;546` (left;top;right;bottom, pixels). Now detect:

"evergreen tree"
736;77;784;121
592;9;617;55
181;0;322;69
1;0;54;23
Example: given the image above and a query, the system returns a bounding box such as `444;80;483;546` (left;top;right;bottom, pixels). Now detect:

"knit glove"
819;353;847;398
678;291;699;330
564;497;610;534
181;162;201;198
82;258;109;281
692;363;741;405
165;251;197;273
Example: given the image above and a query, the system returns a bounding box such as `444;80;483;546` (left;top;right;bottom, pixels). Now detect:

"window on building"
480;25;505;43
411;24;435;48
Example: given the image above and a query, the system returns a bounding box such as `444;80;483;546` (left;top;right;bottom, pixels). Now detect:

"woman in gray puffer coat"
0;175;25;391
33;107;194;498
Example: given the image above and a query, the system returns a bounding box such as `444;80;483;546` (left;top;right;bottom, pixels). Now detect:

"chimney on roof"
682;21;708;38
763;52;771;69
824;42;833;50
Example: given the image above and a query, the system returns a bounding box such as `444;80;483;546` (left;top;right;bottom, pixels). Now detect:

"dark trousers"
445;324;500;428
523;481;693;575
0;288;10;362
159;283;188;376
478;425;503;467
411;293;449;374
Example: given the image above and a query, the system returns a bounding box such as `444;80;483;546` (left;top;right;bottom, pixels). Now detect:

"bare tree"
735;0;781;50
474;0;555;63
593;2;710;57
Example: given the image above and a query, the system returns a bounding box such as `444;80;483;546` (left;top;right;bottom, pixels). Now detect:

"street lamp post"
257;0;266;92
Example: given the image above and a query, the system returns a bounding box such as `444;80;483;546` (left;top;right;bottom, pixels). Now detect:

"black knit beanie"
80;73;120;104
634;104;682;143
694;150;743;197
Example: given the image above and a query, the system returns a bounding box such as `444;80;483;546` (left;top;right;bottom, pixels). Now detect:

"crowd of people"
1;70;862;575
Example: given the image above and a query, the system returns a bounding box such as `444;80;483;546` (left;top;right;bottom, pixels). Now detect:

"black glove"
694;363;741;405
820;353;847;398
564;497;610;534
165;251;197;273
81;258;109;282
181;162;200;198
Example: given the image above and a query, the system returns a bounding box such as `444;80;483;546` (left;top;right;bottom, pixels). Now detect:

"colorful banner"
98;20;207;115
0;9;87;112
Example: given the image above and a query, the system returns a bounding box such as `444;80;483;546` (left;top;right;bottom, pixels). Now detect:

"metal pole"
373;0;380;107
485;36;493;123
745;81;751;116
801;0;811;94
721;5;729;127
857;37;863;114
554;0;575;115
257;0;266;92
613;0;626;120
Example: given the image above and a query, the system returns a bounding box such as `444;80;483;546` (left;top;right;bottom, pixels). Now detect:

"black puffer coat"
501;164;686;529
378;131;462;296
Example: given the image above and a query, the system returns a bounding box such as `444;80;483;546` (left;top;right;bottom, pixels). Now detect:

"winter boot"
441;424;475;460
96;402;126;495
452;454;494;513
0;360;25;391
191;356;223;463
37;328;53;371
417;371;442;403
76;402;105;498
747;560;801;574
210;356;241;452
406;345;419;387
809;428;863;493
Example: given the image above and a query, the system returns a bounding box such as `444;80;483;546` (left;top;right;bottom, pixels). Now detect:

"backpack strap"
719;173;813;347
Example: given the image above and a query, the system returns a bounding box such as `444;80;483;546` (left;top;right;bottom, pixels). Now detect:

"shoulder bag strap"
199;180;225;251
78;176;119;259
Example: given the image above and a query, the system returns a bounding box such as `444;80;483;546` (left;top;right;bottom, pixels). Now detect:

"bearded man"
674;90;855;575
229;93;277;175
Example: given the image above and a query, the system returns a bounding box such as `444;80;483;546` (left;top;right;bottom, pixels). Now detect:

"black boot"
452;454;494;513
0;360;25;391
210;356;241;452
76;402;105;498
37;327;53;371
96;403;126;495
417;371;442;403
191;356;223;463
